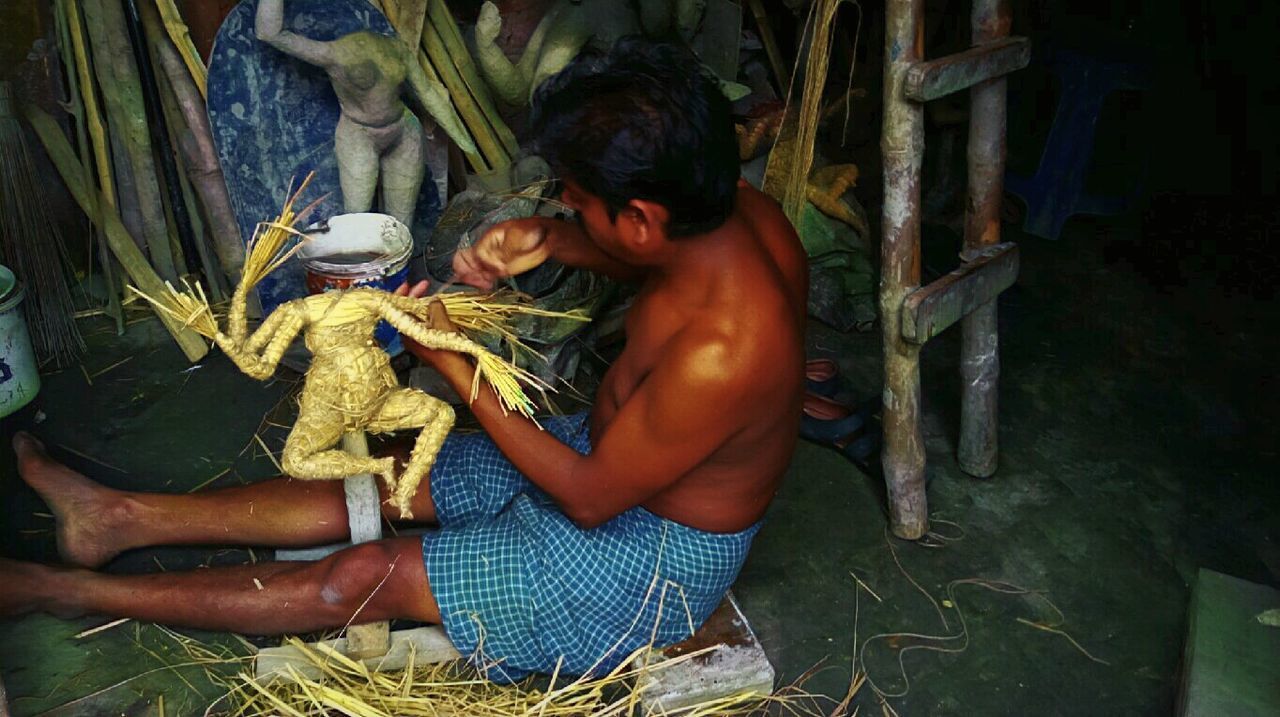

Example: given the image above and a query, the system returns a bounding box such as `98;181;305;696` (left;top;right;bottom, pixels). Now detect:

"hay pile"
195;637;818;717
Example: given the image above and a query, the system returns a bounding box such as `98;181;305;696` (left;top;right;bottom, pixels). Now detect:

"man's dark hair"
529;38;739;237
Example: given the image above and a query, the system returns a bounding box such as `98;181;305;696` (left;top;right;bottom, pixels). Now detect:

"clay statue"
473;0;708;106
255;0;476;229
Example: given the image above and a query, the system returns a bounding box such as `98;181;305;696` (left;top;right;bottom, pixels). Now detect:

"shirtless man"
0;40;806;681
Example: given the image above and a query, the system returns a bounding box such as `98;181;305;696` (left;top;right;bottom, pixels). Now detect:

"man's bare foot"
13;432;129;568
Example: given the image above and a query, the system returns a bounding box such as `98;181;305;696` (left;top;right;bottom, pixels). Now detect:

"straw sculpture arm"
376;303;537;417
214;301;305;381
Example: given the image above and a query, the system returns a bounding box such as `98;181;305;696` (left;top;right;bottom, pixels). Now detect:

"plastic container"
298;213;413;353
0;265;40;417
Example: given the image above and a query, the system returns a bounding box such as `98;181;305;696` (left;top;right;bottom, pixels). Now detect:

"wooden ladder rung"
901;242;1019;345
904;37;1031;102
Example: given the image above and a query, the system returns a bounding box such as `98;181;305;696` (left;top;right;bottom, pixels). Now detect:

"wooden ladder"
879;0;1028;539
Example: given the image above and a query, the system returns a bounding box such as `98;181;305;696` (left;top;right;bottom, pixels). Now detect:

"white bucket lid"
298;213;412;274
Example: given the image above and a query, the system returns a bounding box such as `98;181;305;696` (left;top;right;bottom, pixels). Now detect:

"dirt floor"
2;202;1277;715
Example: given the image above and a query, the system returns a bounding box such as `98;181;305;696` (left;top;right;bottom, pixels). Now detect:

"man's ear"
620;199;670;245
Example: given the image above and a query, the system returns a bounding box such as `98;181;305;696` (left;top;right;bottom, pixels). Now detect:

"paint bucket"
0;265;40;417
298;213;412;354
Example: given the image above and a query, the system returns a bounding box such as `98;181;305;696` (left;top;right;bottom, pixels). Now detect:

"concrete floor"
2;208;1277;715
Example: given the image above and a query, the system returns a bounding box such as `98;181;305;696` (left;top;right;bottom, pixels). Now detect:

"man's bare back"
589;183;807;533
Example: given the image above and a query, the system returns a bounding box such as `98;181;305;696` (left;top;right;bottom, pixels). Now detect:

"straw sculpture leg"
281;402;398;488
366;388;456;518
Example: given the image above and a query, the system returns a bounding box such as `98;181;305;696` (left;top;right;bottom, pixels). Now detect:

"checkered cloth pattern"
421;412;761;682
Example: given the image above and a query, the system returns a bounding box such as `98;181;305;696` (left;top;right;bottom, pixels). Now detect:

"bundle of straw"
218;637;800;717
128;277;219;339
128;173;323;345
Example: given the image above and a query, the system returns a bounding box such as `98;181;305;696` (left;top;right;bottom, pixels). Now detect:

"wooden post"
958;0;1010;478
879;0;928;539
340;431;391;660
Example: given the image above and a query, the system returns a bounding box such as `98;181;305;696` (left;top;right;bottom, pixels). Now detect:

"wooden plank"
255;626;462;683
632;593;775;713
904;36;1030;102
901;242;1018;345
1178;569;1280;716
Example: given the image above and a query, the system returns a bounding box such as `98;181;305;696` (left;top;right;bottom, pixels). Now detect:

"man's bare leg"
13;433;437;568
0;537;440;630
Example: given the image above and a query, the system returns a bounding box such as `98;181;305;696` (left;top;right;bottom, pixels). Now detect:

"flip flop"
800;392;882;470
805;358;839;397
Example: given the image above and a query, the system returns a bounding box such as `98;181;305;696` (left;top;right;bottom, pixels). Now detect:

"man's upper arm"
568;331;753;522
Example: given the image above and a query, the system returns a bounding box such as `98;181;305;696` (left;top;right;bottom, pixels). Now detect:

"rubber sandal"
800;393;882;472
805;358;839;397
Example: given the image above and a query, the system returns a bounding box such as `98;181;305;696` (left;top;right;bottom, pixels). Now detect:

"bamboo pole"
124;0;194;277
425;0;519;157
55;0;123;332
154;0;207;99
383;0;427;50
80;0;180;283
747;0;790;96
63;0;114;209
154;47;228;302
25;106;209;362
421;16;509;169
416;53;489;173
139;0;245;279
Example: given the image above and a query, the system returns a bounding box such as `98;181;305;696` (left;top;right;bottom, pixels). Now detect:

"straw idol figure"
135;179;559;518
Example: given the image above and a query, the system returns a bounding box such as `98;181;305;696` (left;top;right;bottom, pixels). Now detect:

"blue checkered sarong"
420;413;761;683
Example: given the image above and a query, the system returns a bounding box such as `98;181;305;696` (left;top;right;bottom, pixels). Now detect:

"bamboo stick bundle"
0;82;86;367
153;0;207;99
23;106;208;361
424;0;519;157
54;0;123;332
137;0;245;281
421;16;511;170
137;0;230;300
416;51;489;174
80;0;181;283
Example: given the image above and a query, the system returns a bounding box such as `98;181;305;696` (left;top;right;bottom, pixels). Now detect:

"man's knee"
315;542;404;615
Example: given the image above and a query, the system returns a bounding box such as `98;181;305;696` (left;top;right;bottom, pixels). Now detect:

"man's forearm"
540;218;643;282
430;352;582;497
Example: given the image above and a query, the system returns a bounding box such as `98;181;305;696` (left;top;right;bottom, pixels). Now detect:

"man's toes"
13;431;47;460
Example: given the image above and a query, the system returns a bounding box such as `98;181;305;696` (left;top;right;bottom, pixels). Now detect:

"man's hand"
452;218;552;290
394;280;459;366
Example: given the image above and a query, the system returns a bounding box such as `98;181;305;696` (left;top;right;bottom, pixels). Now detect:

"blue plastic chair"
1006;48;1149;239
